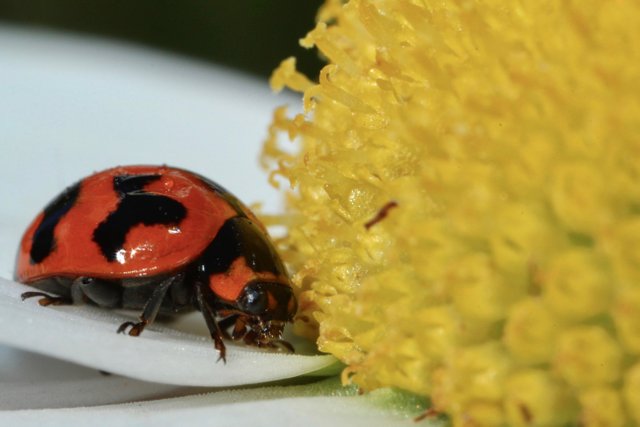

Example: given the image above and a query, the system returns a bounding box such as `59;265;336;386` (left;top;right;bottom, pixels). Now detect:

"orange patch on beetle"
208;257;255;302
208;257;285;302
267;291;278;310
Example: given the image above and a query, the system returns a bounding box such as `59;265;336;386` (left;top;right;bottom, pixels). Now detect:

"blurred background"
0;0;324;78
1;0;326;262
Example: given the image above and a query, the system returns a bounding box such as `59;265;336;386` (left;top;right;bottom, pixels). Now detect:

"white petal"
0;278;339;386
0;378;434;427
0;345;210;410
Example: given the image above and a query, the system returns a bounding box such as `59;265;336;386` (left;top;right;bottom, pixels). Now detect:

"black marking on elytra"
93;174;187;262
197;216;284;276
30;182;81;264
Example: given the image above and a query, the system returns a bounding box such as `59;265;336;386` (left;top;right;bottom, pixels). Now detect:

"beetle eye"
239;287;267;314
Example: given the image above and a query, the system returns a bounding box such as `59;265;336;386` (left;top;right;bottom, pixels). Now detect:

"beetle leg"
217;315;239;340
117;275;175;337
195;282;227;363
21;291;71;306
231;316;248;340
242;329;259;347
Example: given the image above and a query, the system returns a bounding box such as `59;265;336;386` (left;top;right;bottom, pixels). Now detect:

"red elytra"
15;165;296;361
18;165;238;281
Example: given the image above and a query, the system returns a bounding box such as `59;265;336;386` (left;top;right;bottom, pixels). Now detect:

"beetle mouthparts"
256;319;285;339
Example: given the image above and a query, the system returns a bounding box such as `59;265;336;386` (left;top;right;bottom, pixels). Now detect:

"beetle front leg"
242;330;295;353
217;314;240;340
231;316;248;340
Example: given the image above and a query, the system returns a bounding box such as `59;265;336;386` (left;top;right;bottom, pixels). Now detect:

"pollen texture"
262;1;640;425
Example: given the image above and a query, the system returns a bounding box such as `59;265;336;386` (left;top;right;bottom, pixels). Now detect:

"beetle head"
235;281;296;348
237;281;297;322
211;280;296;351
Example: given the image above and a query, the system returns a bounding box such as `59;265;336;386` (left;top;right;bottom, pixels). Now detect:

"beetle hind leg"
117;275;179;337
21;277;73;306
22;276;122;307
21;291;71;306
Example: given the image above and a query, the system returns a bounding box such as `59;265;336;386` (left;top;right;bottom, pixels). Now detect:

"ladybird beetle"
15;165;297;362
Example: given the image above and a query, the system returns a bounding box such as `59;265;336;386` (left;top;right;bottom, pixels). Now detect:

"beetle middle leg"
117;275;180;337
195;282;227;363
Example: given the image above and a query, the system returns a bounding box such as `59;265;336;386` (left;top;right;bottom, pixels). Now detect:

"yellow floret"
262;0;640;425
543;250;612;321
579;387;628;427
503;298;560;365
504;369;576;426
554;326;623;389
625;363;640;424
